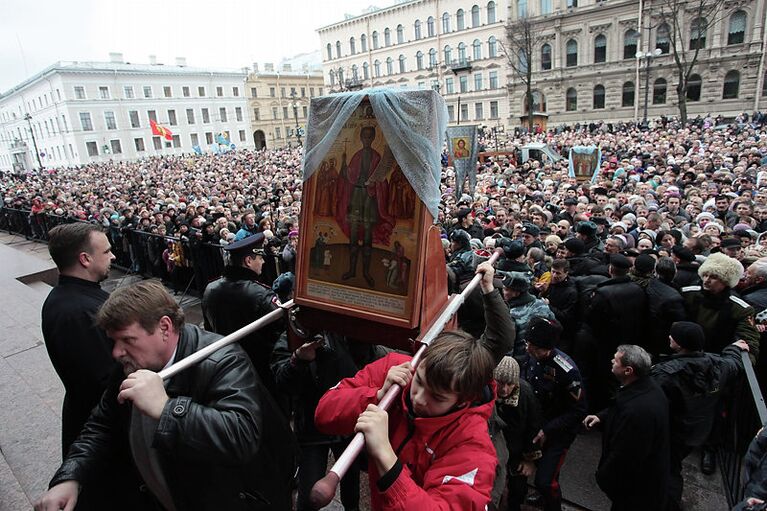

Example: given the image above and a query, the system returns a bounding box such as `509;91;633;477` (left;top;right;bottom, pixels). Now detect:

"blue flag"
192;145;202;155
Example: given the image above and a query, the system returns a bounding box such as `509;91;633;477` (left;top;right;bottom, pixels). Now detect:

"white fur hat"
698;252;743;288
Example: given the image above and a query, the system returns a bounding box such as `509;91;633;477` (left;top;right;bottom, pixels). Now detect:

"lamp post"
289;90;302;147
635;48;663;126
23;113;44;172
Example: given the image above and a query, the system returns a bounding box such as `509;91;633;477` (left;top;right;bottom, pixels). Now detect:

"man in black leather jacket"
35;280;297;511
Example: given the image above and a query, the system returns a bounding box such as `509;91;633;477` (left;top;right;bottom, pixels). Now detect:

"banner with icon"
447;125;479;198
568;145;602;183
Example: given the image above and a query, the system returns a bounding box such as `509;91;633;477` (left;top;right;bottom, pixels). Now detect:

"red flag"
150;119;173;141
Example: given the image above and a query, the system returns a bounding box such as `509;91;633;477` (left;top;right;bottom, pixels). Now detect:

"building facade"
507;0;767;125
0;54;253;174
317;0;511;130
246;63;324;150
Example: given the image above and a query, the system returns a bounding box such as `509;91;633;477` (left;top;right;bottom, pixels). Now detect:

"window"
653;78;667;104
541;43;552;70
519;49;529;73
104;111;117;130
168;110;177;126
415;20;422;40
327;43;333;60
457;9;465;30
472;5;481;27
134;138;145;152
594;35;607;63
566;39;578;67
457;43;467;63
272;107;278;119
363;62;370;79
429;49;438;67
361;34;367;52
444;45;452;64
147;110;157;122
143;86;153;98
191;133;199;147
427;17;435;37
448;105;455;121
232;86;239;97
74;86;86;99
336;41;342;58
475;102;484;119
431;79;439;91
728;11;746;45
301;87;306;97
163;86;172;98
566;88;577;111
541;0;552;15
487;1;496;23
198;86;206;97
386;57;394;75
283;106;289;119
239;130;246;142
567;0;577;6
525;90;546;112
86;141;98;156
417;51;424;70
723;70;740;99
205;132;213;145
216;86;223;97
123;86;134;99
442;12;450;33
687;74;702;101
656;24;670;54
350;37;356;54
110;139;122;154
489;70;499;88
460;103;468;122
518;0;527;18
490;100;499;118
171;135;180;148
399;55;406;73
129;111;140;128
372;31;379;49
489;36;497;57
593;85;606;109
99;86;110;99
459;75;468;92
187;109;195;124
253;108;260;120
235;107;243;122
79;112;93;131
153;136;163;150
275;127;281;139
303;106;308;117
374;60;381;77
473;39;483;60
475;73;483;90
183;86;190;97
397;24;404;43
622;81;635;107
384;28;391;47
269;87;276;97
624;30;639;60
447;75;455;93
202;108;210;123
690;17;707;49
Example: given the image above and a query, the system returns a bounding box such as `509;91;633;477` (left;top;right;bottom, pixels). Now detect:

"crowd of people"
19;110;767;511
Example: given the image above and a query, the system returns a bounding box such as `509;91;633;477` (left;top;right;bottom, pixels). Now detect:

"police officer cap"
498;238;525;260
563;197;578;206
521;223;540;237
609;253;632;270
576;221;598;236
449;229;471;244
526;317;562;349
501;271;532;291
223;232;266;256
456;207;472;221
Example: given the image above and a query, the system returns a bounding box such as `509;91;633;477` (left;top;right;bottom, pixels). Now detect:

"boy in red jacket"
315;262;514;510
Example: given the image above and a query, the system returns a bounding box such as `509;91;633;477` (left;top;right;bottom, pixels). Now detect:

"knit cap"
494;356;520;385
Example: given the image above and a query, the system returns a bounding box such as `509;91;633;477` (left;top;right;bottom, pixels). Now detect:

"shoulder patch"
681;285;701;293
730;295;750;308
553;354;573;373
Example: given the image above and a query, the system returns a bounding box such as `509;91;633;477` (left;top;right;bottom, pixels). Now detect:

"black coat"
672;262;701;290
588;276;648;351
495;380;543;467
632;275;687;358
545;278;578;348
596;377;670;510
50;324;298;511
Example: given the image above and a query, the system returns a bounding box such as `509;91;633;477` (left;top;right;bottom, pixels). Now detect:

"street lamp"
23;113;44;172
289;90;302;147
635;48;663;126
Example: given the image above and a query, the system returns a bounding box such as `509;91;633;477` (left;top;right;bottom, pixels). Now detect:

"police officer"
202;232;284;398
521;317;587;511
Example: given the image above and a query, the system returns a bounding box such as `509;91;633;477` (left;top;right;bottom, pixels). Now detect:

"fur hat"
698;252;743;288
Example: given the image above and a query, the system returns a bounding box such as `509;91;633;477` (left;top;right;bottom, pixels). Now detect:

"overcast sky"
0;0;394;92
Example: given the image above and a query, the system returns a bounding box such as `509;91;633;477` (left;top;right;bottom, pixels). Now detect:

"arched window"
427;17;435;37
429;48;438;67
594;34;607;63
624;29;639;60
361;34;367;52
374;60;381;78
372;31;379;49
329;70;335;86
384;28;392;47
350;37;356;55
653;78;667;104
442;12;451;33
524;90;546;113
457;9;465;30
656;24;670;54
444;45;452;64
541;0;552;15
336;41;342;59
338;69;344;83
566;87;578;111
326;43;332;60
541;43;552;70
690;17;707;49
519;49;529;73
728;11;746;45
487;1;496;23
473;39;483;60
593;85;606;109
687;74;702;101
363;62;370;79
566;39;578;67
458;42;467;63
723;70;740;99
488;36;497;57
518;0;527;18
386;57;393;75
472;5;481;27
416;51;424;70
414;20;422;40
351;64;359;80
396;25;404;44
399;54;406;73
622;81;635;107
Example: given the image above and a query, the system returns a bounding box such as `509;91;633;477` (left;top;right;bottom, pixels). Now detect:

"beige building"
246;63;324;149
507;0;767;125
317;0;511;132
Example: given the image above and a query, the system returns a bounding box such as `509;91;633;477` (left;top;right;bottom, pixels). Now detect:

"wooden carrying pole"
157;299;294;380
309;250;501;509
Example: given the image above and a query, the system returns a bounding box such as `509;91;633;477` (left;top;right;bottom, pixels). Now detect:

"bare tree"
652;0;727;124
502;16;542;132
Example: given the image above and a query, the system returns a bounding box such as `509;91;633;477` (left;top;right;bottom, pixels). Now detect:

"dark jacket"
737;427;767;506
545;277;578;347
672;262;701;290
631;275;687;358
202;265;284;395
588;276;648;351
596;377;670;511
567;254;607;277
495;380;543;468
742;282;767;311
50;324;298;511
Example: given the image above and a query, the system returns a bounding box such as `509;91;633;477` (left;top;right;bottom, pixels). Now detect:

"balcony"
9;140;28;153
449;58;472;73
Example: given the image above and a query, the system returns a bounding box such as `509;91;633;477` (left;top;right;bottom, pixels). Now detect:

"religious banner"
447;125;479;198
568;145;602;183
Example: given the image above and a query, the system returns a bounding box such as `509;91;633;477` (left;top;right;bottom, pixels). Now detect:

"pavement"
0;232;729;511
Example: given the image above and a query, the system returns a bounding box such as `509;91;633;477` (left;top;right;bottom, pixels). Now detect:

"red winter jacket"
315;352;498;511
